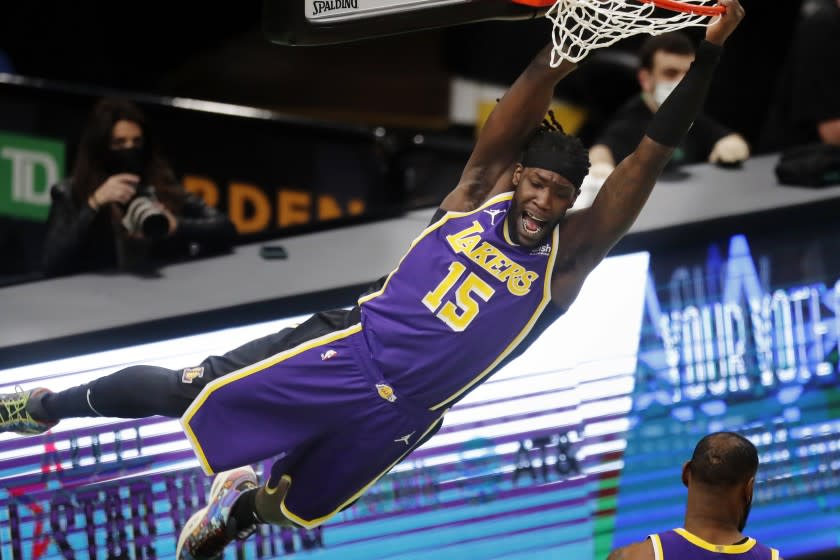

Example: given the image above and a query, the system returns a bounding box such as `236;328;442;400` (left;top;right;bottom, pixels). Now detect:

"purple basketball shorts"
181;324;445;527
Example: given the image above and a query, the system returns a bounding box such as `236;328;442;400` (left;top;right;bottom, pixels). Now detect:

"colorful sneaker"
176;466;259;559
0;387;57;436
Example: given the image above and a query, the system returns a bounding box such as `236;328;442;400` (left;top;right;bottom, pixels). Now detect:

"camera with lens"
104;145;169;240
121;185;169;240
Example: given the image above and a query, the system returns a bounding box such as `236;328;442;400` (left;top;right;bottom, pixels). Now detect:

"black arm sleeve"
40;184;99;277
646;40;723;147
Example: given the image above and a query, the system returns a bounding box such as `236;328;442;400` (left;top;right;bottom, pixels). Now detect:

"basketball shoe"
0;387;57;435
176;466;259;559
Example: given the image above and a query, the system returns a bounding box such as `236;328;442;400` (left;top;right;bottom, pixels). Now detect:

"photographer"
41;98;236;278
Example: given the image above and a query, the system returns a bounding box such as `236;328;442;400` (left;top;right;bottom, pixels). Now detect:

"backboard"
263;0;552;46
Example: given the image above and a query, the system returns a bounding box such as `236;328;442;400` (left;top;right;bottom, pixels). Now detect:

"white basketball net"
546;0;720;66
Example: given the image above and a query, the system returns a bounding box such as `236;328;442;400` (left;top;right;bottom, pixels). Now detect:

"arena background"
3;211;840;559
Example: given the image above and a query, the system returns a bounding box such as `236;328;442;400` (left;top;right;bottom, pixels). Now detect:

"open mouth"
520;210;547;236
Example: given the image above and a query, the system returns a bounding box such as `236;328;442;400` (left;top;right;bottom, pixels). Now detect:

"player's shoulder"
607;539;655;560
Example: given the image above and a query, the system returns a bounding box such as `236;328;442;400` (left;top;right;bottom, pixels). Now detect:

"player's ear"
681;461;691;488
513;164;524;186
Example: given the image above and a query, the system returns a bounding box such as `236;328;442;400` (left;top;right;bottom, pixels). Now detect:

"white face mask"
653;80;680;107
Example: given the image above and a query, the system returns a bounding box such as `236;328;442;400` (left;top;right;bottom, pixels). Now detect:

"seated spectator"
607;432;782;560
760;0;840;151
41;98;236;278
589;32;749;178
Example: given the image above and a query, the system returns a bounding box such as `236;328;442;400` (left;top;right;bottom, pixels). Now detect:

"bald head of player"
682;431;759;536
508;128;590;248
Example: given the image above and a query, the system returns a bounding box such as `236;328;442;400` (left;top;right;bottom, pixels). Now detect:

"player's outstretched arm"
441;44;578;213
577;0;745;261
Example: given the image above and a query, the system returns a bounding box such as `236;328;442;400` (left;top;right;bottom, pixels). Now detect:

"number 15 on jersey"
422;262;495;332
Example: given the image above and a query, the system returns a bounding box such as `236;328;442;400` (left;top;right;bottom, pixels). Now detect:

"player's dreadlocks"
541;108;566;132
520;109;590;188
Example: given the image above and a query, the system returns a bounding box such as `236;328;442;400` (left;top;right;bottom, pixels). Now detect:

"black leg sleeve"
41;365;192;421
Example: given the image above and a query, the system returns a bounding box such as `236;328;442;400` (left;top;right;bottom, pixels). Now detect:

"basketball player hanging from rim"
0;1;745;558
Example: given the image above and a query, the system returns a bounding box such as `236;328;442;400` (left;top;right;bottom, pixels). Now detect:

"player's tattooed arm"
441;44;577;213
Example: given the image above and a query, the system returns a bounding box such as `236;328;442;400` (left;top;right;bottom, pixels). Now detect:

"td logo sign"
0;131;65;221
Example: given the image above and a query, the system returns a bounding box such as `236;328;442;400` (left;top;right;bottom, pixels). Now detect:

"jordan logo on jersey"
483;209;504;226
394;431;415;446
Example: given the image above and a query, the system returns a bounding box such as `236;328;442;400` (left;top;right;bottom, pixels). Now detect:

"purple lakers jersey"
650;529;779;560
359;192;558;410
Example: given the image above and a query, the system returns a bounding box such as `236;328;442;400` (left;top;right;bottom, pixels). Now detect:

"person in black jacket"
41;98;236;277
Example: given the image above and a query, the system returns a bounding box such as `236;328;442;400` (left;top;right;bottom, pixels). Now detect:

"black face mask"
105;147;147;177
